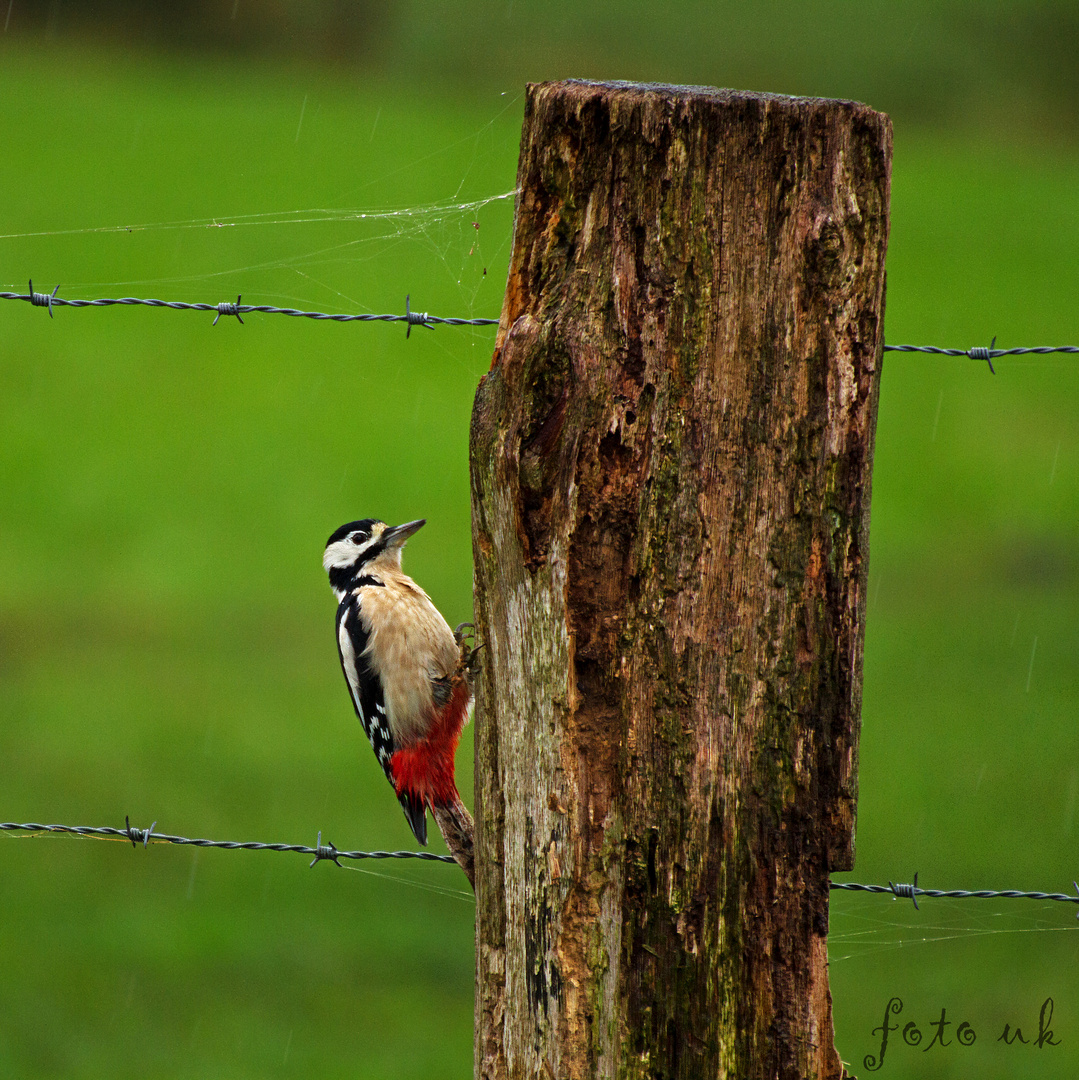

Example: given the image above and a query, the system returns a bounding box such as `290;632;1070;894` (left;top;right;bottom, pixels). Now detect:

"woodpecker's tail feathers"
431;793;475;888
398;789;428;845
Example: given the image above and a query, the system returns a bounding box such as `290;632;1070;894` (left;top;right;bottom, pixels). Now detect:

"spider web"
0;94;522;333
829;891;1079;964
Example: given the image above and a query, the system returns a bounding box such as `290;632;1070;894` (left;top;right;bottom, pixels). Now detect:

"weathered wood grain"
470;79;890;1080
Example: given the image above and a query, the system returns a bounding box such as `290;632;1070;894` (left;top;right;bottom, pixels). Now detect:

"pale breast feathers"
354;572;459;744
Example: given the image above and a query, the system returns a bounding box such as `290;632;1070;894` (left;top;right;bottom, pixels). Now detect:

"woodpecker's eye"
350;532;365;545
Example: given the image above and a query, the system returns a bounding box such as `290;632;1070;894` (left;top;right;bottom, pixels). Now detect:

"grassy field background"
1;12;1077;1079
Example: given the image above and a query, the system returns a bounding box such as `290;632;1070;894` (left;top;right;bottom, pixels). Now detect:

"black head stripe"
328;566;387;596
326;519;380;548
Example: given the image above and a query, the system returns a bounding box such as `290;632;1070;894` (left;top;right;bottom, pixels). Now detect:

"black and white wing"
335;593;428;844
335;594;394;775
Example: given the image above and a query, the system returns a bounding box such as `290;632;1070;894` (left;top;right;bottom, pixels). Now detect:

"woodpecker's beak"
382;519;426;549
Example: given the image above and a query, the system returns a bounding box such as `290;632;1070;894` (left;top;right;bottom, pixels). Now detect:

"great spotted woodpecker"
323;518;474;845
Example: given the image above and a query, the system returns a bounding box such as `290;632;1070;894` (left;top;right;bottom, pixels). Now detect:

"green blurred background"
1;4;1077;1078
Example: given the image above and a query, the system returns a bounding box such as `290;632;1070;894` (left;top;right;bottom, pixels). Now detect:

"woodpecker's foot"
453;622;483;685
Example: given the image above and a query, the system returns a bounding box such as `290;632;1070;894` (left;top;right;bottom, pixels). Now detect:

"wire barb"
213;294;243;326
309;830;342;869
28;279;60;318
124;814;156;849
888;871;920;909
966;336;997;374
404;293;430;338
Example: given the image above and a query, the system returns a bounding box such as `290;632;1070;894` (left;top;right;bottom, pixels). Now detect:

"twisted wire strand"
5;821;1078;912
884;345;1079;357
1;282;499;331
884;339;1079;374
0;820;456;865
6;283;1078;362
831;874;1079;917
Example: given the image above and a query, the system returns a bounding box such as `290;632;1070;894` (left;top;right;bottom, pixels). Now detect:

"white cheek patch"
323;530;382;572
323;539;356;572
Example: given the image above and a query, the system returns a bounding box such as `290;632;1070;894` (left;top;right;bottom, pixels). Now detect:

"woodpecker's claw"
466;643;485;681
453;623;483;685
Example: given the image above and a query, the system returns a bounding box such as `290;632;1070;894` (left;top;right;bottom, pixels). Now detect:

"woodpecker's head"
324;518;425;598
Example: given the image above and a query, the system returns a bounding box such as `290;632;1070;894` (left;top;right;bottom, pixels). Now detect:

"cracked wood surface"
470;79;890;1080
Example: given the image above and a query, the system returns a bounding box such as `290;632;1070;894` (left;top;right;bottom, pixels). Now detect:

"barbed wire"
883;337;1079;373
4;819;1078;918
831;872;1079;917
3;282;1078;364
0;818;456;867
0;282;499;336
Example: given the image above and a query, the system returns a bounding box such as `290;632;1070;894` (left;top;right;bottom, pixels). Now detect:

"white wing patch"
337;617;366;729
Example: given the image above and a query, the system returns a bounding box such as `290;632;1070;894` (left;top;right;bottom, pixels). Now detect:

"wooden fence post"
469;80;890;1080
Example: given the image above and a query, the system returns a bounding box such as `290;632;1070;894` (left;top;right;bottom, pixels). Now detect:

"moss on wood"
472;80;890;1080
